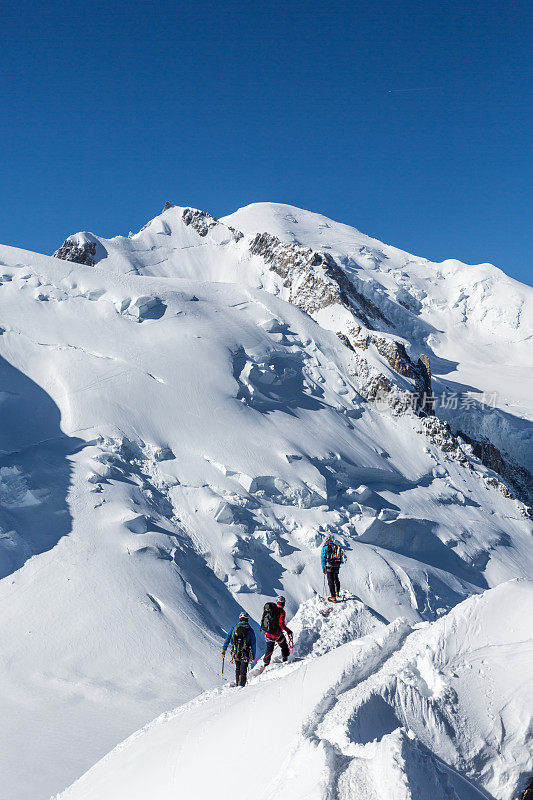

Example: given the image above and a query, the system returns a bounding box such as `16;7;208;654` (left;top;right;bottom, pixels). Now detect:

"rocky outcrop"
339;326;434;414
182;208;218;237
336;332;355;352
53;239;97;266
182;208;243;241
457;431;533;511
371;337;413;377
421;415;469;462
417;354;432;395
393;403;531;512
249;232;391;328
248;233;435;413
348;369;531;511
363;374;394;401
414;354;433;413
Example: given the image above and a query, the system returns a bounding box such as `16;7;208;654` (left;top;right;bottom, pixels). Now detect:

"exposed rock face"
414;354;433;414
362;337;433;412
182;207;218;237
417;354;432;393
364;374;393;401
249;232;391;327
339;327;433;414
247;231;437;415
182;208;243;241
470;436;508;474
421;415;469;461
53;239;97;266
162;201;174;211
336;332;355;352
410;413;531;511
248;232;437;416
347;364;531;511
415;411;530;509
458;431;533;511
371;336;414;377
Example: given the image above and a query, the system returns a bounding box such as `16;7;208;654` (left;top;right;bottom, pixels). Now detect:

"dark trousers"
235;658;249;687
327;567;341;597
263;634;290;665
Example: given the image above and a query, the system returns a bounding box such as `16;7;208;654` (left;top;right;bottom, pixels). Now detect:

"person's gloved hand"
323;568;326;574
221;650;226;657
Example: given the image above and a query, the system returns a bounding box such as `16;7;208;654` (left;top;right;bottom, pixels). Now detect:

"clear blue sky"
1;0;531;285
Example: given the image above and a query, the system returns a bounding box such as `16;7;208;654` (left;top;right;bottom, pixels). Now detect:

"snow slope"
57;580;533;800
0;203;531;799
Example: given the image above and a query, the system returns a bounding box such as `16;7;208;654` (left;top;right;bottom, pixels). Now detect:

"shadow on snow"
0;354;85;579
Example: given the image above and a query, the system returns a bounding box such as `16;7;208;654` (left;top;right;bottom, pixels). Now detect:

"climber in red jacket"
262;596;293;666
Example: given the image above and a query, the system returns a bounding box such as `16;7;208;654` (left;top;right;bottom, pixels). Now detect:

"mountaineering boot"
328;596;337;603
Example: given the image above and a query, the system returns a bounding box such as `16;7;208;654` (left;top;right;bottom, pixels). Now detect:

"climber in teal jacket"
321;537;345;601
221;612;256;686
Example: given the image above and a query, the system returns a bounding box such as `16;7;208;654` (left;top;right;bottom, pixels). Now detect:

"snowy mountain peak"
0;200;531;799
53;201;532;502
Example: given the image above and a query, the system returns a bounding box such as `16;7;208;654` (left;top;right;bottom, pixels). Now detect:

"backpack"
326;542;342;567
260;602;281;636
232;623;251;661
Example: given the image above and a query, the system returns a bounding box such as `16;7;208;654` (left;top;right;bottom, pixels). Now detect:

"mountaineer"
321;536;345;602
260;596;293;666
221;612;256;687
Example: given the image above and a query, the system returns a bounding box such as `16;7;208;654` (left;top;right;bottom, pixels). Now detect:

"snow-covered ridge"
56;580;533;800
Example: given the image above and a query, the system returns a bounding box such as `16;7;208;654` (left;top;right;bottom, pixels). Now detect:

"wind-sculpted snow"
57;581;533;800
312;579;533;800
0;202;531;798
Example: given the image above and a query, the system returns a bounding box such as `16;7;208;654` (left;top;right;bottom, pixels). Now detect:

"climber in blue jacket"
321;537;345;602
221;612;256;687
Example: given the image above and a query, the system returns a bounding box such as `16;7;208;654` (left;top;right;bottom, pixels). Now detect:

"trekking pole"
323;573;326;598
221;654;225;675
